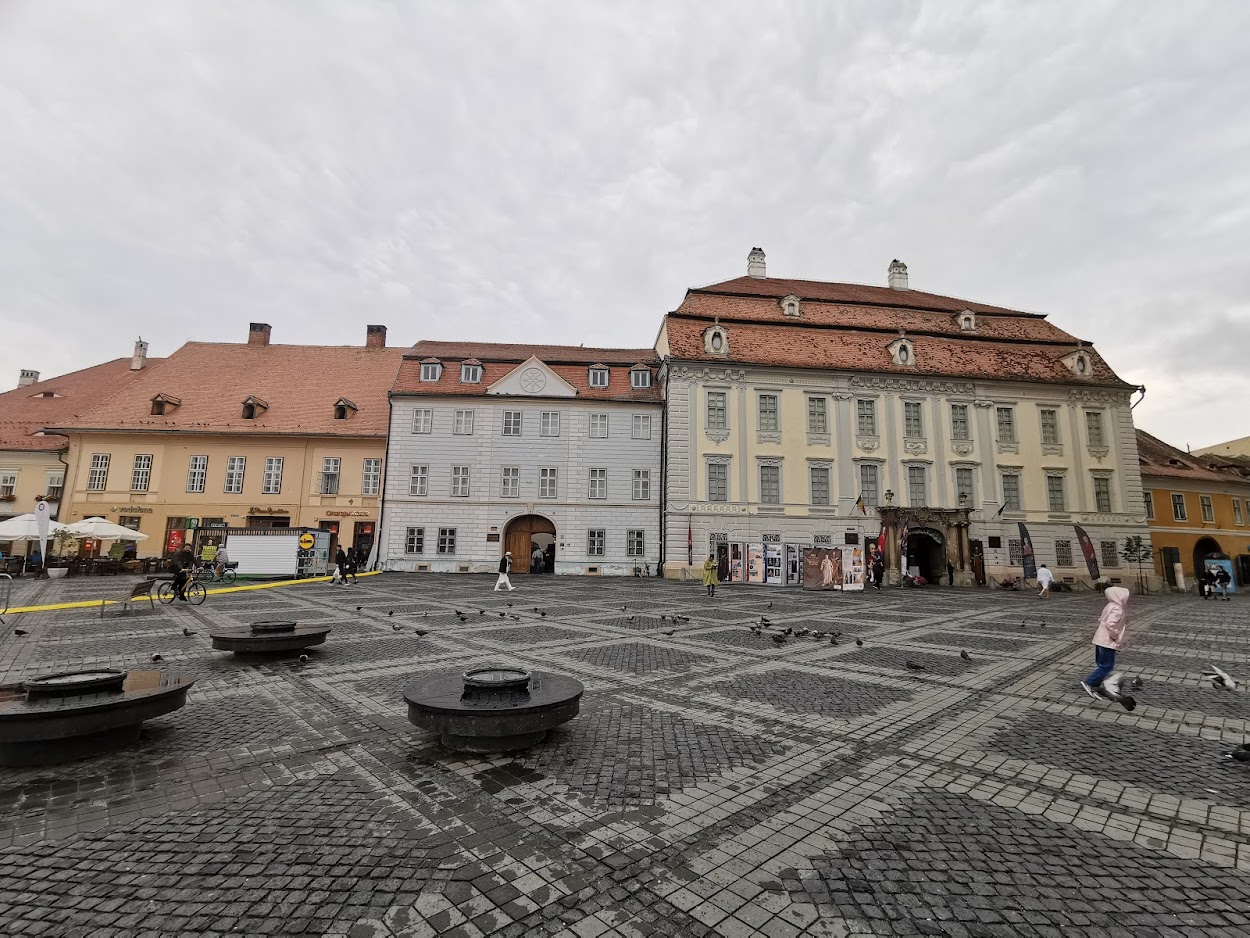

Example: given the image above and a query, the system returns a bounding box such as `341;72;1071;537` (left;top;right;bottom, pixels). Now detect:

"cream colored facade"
0;450;67;521
59;432;385;557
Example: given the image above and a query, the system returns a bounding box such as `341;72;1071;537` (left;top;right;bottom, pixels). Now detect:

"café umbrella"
0;512;70;541
63;517;150;542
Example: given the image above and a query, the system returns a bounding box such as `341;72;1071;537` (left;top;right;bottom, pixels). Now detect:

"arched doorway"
1193;536;1223;581
504;514;555;574
906;527;947;584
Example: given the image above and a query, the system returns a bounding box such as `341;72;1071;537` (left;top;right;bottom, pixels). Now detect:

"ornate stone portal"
876;505;974;586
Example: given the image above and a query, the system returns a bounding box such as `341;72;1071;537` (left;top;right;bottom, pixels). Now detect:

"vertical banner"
34;499;51;566
1073;525;1101;581
899;523;909;571
687;518;693;567
1018;522;1037;580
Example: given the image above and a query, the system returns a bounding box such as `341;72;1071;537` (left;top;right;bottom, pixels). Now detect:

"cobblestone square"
2;573;1249;936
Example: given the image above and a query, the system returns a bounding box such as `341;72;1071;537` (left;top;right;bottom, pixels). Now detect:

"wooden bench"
102;578;156;618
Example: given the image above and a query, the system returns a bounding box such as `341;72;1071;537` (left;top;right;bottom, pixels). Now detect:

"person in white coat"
1037;564;1055;598
494;551;515;591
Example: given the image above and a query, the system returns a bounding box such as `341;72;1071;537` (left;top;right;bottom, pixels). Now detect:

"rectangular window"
500;467;519;498
1001;474;1021;511
45;472;64;501
758;394;779;432
996;407;1016;443
810;466;830;506
1046;475;1066;512
453;410;474;435
904;401;923;438
707;391;727;430
1040;409;1060;445
632;415;651;440
587;529;605;556
1201;495;1215;522
437;527;456;554
451;466;470;497
409;465;428;496
632;469;650;501
320;457;341;495
860;464;880;507
1144;491;1155;520
1085;411;1105;447
956;467;974;505
420;362;441;382
87;453;110;491
807;397;828;434
186;455;207;493
907;465;926;506
1008;539;1023;565
857;399;876;436
950;404;970;441
1101;540;1121;568
1172;493;1187;521
589;367;608;388
411;409;432;434
460;363;481;383
630;370;651;389
224;456;245;494
540;411;560;437
1233;499;1244;525
1055;539;1073;567
589;413;608;438
1093;477;1112;513
262;457;284;495
627;529;645;556
759;465;780;504
130;454;153;492
539;467;557;499
0;471;16;498
588;468;606;499
118;515;141;532
362;458;382;496
405;527;425;554
502;410;522;437
708;463;728;502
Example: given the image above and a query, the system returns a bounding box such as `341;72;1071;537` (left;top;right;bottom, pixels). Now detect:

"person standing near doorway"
871;552;885;591
1215;566;1232;601
1037;564;1055;598
530;545;543;575
702;553;717;597
495;551;515;591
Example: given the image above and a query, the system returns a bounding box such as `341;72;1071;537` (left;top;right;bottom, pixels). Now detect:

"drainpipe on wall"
1130;385;1146;410
367;392;394;572
55;447;70;522
658;359;670;576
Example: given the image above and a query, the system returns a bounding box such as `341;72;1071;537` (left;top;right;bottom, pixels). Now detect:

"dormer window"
149;393;181;417
780;294;802;317
1062;349;1093;377
958;310;976;331
241;395;269;420
460;362;482;384
630;367;652;389
333;397;358;420
1076;355;1088;374
887;335;916;367
704;325;730;356
420;360;442;382
588;365;609;388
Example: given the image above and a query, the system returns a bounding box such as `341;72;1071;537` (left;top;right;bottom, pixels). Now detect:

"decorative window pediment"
779;294;802;318
887;335;916;367
487;356;577;398
1060;348;1093;378
704;325;730;356
957;309;977;331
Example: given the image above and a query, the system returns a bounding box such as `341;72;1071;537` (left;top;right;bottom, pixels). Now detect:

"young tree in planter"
1121;535;1153;595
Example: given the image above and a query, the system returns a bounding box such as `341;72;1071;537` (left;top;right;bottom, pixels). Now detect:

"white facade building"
380;342;663;575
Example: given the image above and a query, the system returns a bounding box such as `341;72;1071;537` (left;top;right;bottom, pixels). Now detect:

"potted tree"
46;529;79;579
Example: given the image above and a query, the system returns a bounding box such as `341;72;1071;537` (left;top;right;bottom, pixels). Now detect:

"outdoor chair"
102;578;156;618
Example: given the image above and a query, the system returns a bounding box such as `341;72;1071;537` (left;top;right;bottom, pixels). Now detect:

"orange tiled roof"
1136;430;1248;484
48;342;404;438
665;276;1130;387
0;358;160;452
395;341;662;402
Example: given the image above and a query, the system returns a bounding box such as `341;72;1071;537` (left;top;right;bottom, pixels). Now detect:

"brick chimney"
747;247;767;279
248;323;272;346
887;259;909;290
131;338;149;370
17;369;39;388
366;324;387;348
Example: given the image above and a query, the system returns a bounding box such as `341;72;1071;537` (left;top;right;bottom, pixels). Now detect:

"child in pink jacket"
1081;586;1130;699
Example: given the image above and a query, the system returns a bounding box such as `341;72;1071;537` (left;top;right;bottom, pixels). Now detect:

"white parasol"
0;512;69;542
63;517;151;542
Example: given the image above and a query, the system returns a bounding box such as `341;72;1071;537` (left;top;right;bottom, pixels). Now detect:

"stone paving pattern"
1;573;1248;936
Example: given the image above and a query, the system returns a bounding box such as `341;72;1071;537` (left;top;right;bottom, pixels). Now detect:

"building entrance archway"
1193;536;1223;581
906;527;947;584
504;514;556;574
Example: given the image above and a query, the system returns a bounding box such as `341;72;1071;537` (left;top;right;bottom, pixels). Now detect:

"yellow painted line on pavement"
3;570;381;615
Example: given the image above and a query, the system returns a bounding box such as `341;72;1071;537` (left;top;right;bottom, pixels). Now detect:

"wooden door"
506;527;531;573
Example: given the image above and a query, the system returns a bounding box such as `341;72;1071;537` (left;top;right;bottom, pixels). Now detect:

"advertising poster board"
802;547;844;590
842;547;865;591
746;543;765;583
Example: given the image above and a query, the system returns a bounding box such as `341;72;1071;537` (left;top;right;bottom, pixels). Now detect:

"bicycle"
158;580;207;605
194;561;237;585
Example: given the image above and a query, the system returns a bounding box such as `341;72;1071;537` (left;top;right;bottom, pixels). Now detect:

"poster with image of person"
841;546;865;591
802;547;844;590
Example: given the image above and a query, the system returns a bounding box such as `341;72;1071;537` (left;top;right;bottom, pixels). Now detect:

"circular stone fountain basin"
209;621;330;653
404;669;583;753
0;670;194;767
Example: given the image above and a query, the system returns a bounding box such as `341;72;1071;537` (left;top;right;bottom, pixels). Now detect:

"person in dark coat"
334;546;349;585
871;553;885;591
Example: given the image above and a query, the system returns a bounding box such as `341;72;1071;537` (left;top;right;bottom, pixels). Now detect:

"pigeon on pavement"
904;660;926;672
14;629;28;636
663;629;674;636
1224;749;1250;763
150;653;162;662
1098;672;1137;711
855;638;864;647
415;629;429;637
183;628;196;637
1203;665;1239;691
960;650;971;661
771;634;786;645
392;624;404;631
387;611;394;617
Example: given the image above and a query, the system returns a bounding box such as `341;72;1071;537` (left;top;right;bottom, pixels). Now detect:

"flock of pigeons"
747;614;961;671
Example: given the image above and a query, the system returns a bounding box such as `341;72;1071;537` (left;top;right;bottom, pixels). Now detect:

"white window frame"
632;469;650;501
810;465;830;506
186;455;207;494
1040;409;1060;445
1144;491;1155;520
420;362;441;382
1046;475;1066;512
589;367;609;388
903;401;923;438
708;463;728;502
411;409;433;434
758;394;779;432
707;391;727;431
1171;493;1187;521
856;399;876;436
950;404;970;442
1085;411;1105;447
1233;499;1244;525
589;413;609;439
409;465;428;497
502;410;522;437
759;464;781;504
45;471;64;500
224;456;245;494
630;369;651;389
588;468;606;500
907;465;927;506
87;453;110;491
451;466;470;498
807;397;828;434
955;467;974;505
500;467;519;498
362;458;382;496
1093;476;1112;513
453;409;474;435
320;457;341;495
437;527;456;554
0;470;16;498
404;527;425;554
460;363;481;383
631;414;651;440
587;529;605;556
262;457;284;495
539;467;558;499
859;463;879;507
626;529;645;556
540;411;560;437
996;407;1017;444
130;454;153;492
1001;473;1021;511
1200;494;1215;523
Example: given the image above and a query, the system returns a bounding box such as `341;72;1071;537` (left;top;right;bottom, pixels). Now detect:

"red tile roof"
0;358;160;452
47;342;404;438
395;342;662;402
1136;430;1248;484
665;276;1130;387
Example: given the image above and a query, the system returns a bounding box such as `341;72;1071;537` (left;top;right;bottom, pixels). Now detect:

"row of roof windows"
148;395;360;420
419;360;652;389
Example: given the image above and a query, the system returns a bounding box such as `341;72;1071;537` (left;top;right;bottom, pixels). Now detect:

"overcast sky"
2;1;1248;449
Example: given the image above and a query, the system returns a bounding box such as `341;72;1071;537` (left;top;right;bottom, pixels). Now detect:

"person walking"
1215;566;1232;601
1037;564;1055;598
531;546;543;575
333;546;349;585
702;553;717;597
344;545;358;585
871;553;885;591
495;551;515;591
1081;586;1132;707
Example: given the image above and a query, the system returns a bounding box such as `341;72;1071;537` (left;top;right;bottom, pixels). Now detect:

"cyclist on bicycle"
214;542;230;579
173;560;192;602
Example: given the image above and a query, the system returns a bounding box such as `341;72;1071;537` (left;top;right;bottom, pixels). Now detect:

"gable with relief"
486;357;578;398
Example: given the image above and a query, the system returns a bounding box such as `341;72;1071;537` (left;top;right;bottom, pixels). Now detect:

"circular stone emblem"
519;368;546;393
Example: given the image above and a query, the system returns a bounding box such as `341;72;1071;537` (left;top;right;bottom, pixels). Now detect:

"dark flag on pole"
1073;524;1101;580
993;503;1006;519
1018;522;1037;580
